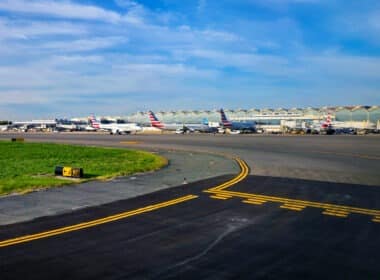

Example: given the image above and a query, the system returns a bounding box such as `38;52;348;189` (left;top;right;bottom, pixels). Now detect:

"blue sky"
0;0;379;119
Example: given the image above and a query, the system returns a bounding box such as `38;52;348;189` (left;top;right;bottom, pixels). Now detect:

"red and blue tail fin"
89;114;100;129
321;112;332;129
148;111;164;129
220;108;232;127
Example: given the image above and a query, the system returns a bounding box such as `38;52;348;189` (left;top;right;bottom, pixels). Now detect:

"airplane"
55;119;78;132
310;113;335;135
89;115;142;135
0;125;9;132
12;120;57;132
219;108;256;133
148;111;216;133
328;114;377;134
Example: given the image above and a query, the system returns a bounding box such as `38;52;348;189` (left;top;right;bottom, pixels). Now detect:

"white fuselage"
98;122;142;134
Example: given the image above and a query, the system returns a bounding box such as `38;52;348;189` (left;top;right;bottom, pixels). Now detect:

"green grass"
0;141;167;195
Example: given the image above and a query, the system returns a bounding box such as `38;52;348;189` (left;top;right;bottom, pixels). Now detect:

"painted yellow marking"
322;210;349;218
120;141;141;145
210;193;233;198
0;195;198;248
205;158;380;223
211;189;380;221
242;199;266;205
205;158;250;193
210;195;230;200
280;204;305;211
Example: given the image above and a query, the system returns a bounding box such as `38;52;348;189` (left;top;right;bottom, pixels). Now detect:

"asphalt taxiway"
1;132;379;186
0;133;379;279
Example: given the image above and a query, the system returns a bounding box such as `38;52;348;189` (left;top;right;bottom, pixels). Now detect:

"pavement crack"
155;225;237;277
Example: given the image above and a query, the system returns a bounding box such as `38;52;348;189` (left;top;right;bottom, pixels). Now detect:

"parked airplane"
55;119;78;132
311;113;335;134
219;108;256;133
89;115;142;135
148;111;215;133
0;125;9;132
329;117;376;134
12;120;56;132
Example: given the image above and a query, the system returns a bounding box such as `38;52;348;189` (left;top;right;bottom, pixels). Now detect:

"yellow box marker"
280;204;305;211
62;166;72;177
322;209;349;218
242;199;266;205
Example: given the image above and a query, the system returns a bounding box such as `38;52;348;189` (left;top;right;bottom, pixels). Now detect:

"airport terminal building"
126;106;380;129
3;105;379;133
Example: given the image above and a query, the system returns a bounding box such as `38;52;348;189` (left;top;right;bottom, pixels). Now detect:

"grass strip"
0;142;167;195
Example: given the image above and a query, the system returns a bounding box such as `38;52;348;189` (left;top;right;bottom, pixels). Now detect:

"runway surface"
1;133;380;186
0;133;380;279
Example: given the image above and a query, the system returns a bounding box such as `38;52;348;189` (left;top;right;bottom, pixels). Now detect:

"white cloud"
51;55;104;64
114;63;218;79
41;36;127;52
173;49;295;76
301;54;380;80
114;0;140;9
0;0;122;23
331;7;380;45
0;18;87;39
201;29;240;42
0;55;219;107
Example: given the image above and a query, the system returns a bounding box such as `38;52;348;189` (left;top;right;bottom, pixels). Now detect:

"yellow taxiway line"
205;158;250;192
211;189;380;221
120;141;141;145
205;158;380;223
0;194;198;248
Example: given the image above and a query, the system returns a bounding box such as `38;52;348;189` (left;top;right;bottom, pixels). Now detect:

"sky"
0;0;379;119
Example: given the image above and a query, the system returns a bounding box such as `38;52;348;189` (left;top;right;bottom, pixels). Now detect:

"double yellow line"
0;194;198;248
205;158;250;192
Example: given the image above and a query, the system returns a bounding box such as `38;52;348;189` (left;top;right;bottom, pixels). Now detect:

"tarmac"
1;174;380;279
0;133;380;279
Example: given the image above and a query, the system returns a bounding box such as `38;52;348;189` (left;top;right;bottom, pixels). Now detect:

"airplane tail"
326;113;332;125
148;111;164;129
321;112;332;129
202;118;209;125
89;114;100;129
220;108;232;127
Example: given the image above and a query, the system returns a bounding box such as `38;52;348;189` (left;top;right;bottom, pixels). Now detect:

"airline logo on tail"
148;111;164;129
220;109;232;127
202;118;209;126
89;115;100;129
321;113;332;129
